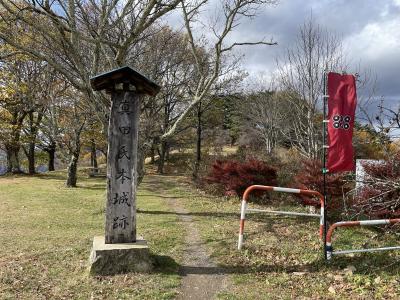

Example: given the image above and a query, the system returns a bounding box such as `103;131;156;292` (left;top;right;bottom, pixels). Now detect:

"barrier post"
322;70;329;260
237;185;324;251
238;200;247;250
326;219;400;260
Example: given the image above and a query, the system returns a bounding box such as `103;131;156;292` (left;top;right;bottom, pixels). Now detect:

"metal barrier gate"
326;218;400;260
238;185;324;250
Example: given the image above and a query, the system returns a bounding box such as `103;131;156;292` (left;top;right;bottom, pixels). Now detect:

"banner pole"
323;71;328;260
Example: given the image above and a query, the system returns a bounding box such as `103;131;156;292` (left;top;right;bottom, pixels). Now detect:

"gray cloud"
226;0;400;108
165;0;400;111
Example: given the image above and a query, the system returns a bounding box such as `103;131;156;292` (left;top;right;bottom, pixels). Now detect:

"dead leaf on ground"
343;265;356;275
334;275;343;281
328;286;336;294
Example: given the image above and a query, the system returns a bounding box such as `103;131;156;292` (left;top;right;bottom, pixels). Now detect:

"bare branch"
222;39;277;52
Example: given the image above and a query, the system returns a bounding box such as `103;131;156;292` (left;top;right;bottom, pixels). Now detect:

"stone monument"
88;66;160;275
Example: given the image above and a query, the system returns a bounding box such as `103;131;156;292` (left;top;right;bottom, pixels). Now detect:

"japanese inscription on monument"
105;90;140;243
90;66;160;245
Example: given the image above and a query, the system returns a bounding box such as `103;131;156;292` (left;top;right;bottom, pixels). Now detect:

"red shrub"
292;159;350;208
354;153;400;218
205;159;278;197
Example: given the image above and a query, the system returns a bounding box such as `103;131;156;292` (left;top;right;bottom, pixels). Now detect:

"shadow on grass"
139;193;217;200
33;172;67;181
153;252;400;277
142;181;179;192
139;194;187;199
153;255;181;274
138;208;239;218
152;254;321;276
0;172;66;181
76;183;106;191
92;245;400;277
325;251;400;273
137;208;320;225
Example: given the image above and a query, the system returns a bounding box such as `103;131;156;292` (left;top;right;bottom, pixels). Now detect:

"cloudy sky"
168;0;400;113
236;0;399;100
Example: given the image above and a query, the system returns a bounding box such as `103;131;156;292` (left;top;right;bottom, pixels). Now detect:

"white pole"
238;200;247;250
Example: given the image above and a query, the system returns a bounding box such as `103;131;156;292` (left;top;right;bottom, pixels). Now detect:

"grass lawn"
148;177;400;299
1;168;400;299
154;175;400;299
0;170;184;300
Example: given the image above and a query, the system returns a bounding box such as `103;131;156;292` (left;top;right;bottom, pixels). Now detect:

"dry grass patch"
0;171;184;300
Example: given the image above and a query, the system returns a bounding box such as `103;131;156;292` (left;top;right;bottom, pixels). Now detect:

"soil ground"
168;195;230;299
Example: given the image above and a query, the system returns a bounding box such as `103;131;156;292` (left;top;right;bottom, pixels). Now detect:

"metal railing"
238;185;324;250
326;218;400;260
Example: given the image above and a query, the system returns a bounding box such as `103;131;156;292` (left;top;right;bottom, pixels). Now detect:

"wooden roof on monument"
90;66;160;96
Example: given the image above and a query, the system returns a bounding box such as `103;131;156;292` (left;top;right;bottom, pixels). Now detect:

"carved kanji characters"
112;192;131;206
113;215;129;229
116;168;131;183
118;99;131;115
117;145;131;160
119;126;131;134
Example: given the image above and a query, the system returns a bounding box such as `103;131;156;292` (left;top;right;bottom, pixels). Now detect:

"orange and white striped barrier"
238;185;324;250
326;218;400;260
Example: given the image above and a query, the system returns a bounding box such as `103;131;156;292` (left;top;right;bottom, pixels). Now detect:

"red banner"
327;72;357;172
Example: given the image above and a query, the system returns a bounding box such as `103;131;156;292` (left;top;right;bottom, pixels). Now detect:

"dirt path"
167;198;230;300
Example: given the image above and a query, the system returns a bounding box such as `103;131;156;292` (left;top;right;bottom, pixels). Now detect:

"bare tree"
276;18;346;158
55;89;89;187
0;0;277;182
161;0;277;140
38;78;71;172
137;27;195;174
0;0;185;184
244;91;285;154
0;51;51;173
20;64;59;174
0;0;182;121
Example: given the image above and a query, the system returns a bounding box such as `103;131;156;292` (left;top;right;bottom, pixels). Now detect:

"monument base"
88;236;153;276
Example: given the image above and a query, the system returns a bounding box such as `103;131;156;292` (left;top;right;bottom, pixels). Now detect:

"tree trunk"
230;136;236;147
137;144;147;187
306;110;314;159
65;112;86;187
150;144;155;164
66;139;81;188
157;141;168;174
265;136;272;155
48;148;55;171
165;144;170;162
66;152;79;187
6;144;22;174
44;142;56;171
193;101;202;179
27;141;36;174
5;112;26;174
26;110;43;174
90;139;98;173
